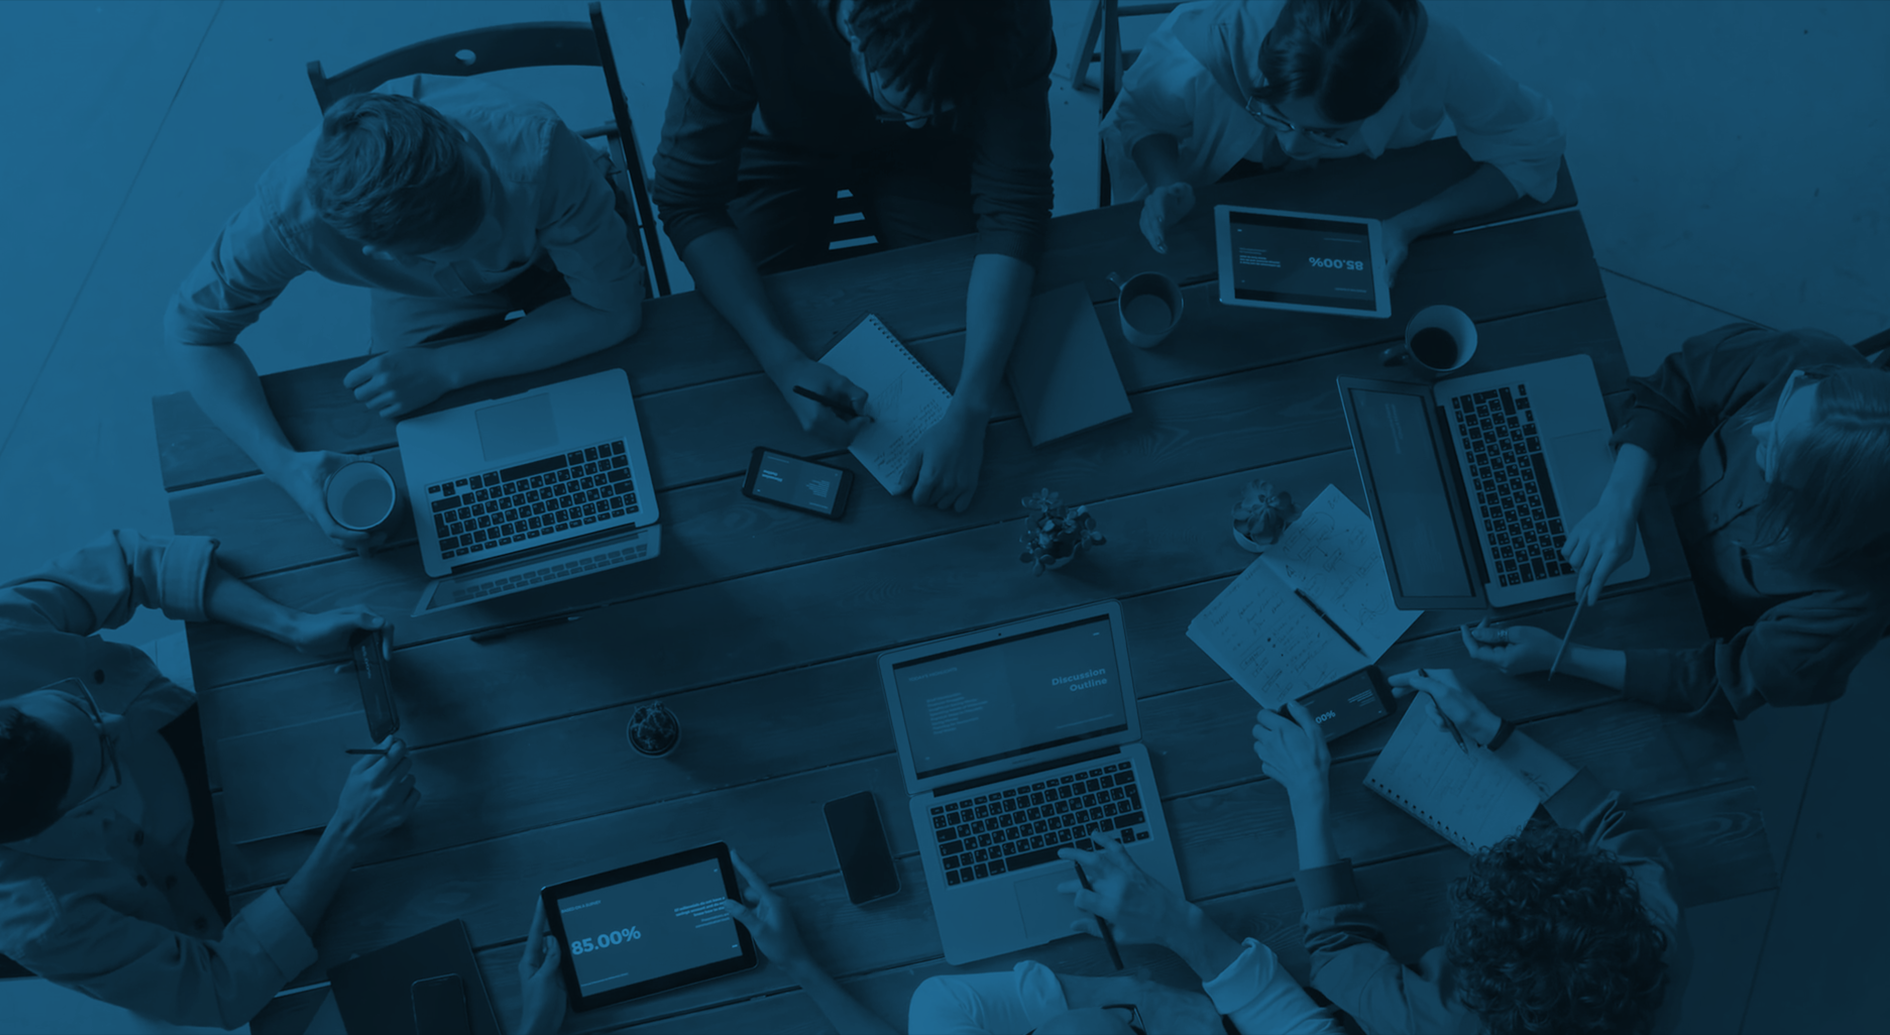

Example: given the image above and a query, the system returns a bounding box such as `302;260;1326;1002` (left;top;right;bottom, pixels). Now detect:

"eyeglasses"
1243;91;1353;149
39;679;123;813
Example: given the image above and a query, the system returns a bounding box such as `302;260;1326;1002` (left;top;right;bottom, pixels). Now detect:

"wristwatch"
1485;718;1516;751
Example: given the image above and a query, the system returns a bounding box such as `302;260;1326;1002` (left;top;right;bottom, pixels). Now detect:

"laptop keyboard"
928;760;1151;888
426;440;637;562
1450;384;1577;588
441;540;651;605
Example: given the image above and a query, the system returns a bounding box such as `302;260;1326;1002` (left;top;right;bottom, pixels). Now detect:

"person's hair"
1749;365;1890;580
1444;821;1669;1035
306;92;484;249
0;706;74;844
845;0;1027;120
1253;0;1424;124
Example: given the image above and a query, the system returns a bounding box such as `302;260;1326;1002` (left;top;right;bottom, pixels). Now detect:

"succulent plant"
627;701;681;756
1232;480;1298;546
1018;489;1106;575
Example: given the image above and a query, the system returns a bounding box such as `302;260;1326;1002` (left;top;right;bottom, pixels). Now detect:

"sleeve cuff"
974;228;1047;269
230;887;319;979
1609;410;1682;465
1620;648;1687;711
1012;960;1071;1028
158;536;218;623
1541;767;1612;830
1295;860;1359;910
1200;938;1267;1013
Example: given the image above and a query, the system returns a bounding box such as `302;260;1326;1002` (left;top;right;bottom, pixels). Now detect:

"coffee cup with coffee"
1109;271;1185;349
1383;305;1478;376
324;460;403;552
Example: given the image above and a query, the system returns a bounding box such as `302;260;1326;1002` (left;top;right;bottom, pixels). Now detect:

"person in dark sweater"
1463;324;1890;717
652;0;1055;513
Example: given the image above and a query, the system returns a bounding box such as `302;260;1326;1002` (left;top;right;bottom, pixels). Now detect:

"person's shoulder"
249;124;326;238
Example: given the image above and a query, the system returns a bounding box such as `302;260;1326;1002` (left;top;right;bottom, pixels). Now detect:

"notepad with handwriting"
1364;701;1540;854
818;314;952;493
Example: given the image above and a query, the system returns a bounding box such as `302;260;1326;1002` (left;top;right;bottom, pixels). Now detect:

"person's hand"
328;735;419;848
1460;619;1563;677
1563;492;1640;606
271;449;375;549
1250;700;1332;805
724;849;812;969
343;348;458;420
1056;829;1194;947
1138;181;1195;255
284;606;386;657
1386;668;1503;746
896;403;988;512
517;898;569;1035
776;359;870;447
1380;218;1412;287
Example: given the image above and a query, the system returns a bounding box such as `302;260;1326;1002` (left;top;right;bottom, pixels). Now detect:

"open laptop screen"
890;614;1127;781
1349;387;1479;599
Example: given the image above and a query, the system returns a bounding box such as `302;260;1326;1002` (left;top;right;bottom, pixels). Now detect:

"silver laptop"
396;369;661;616
1336;353;1650;610
879;601;1183;966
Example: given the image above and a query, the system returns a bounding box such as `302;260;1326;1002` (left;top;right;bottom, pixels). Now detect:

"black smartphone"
351;627;399;742
410;973;471;1035
741;447;853;521
1291;665;1395;743
824;791;900;905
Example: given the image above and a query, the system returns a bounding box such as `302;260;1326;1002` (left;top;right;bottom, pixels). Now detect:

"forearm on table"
202;564;301;643
1289;793;1341;871
783;958;895;1035
680;228;803;379
168;341;298;473
1162;905;1246;983
1562;643;1628;691
1130;133;1185;190
436;296;636;389
1388;162;1519;239
957;252;1036;414
1603;442;1658;504
277;826;358;938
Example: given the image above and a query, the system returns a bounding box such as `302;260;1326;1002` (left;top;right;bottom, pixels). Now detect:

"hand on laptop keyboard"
1057;831;1190;948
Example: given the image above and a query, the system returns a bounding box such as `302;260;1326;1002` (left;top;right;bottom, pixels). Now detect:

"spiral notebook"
818;314;952;493
1363;701;1541;854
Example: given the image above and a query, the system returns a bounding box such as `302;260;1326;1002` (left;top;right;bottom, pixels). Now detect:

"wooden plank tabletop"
154;138;1771;1033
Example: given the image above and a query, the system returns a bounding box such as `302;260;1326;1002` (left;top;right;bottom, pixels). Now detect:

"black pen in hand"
792;385;872;423
1073;842;1124;970
1418;667;1469;754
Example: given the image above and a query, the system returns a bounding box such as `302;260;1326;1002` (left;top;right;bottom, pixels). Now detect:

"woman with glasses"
0;531;418;1028
1102;0;1565;266
1463;323;1890;717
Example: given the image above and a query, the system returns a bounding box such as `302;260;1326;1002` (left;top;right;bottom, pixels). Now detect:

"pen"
792;385;872;422
344;747;390;756
1293;588;1366;656
1547;599;1585;683
1072;853;1124;970
470;614;581;645
1418;669;1469;755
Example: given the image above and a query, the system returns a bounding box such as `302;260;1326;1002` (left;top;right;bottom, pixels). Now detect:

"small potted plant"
626;701;681;758
1018;489;1106;574
1232;480;1298;553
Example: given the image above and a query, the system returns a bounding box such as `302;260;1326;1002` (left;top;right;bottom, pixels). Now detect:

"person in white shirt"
1103;0;1565;275
908;834;1341;1034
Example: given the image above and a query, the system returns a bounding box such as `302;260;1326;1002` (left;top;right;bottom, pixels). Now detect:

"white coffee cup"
324;461;400;533
1384;305;1479;376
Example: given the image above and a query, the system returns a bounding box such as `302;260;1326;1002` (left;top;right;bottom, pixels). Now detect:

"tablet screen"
1226;210;1378;311
548;850;749;1005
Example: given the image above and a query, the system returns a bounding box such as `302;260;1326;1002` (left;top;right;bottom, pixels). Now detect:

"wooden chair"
306;2;672;296
669;0;882;265
1063;0;1183;207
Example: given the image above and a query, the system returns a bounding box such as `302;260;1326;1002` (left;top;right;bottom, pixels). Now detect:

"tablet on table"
1215;205;1393;319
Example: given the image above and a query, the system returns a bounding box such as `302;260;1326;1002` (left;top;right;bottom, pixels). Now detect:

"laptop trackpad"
475;392;559;462
1549;429;1611;518
1014;866;1084;942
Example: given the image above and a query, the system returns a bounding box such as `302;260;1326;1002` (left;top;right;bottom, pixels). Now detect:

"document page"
818;315;952;493
1187;557;1365;708
1364;700;1540;853
1260;484;1422;661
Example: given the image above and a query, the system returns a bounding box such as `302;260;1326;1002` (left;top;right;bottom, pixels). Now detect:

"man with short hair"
167;77;646;547
653;0;1056;513
0;531;418;1028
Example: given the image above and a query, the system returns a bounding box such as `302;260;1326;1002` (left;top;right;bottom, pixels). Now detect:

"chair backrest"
305;3;670;295
1078;0;1182;206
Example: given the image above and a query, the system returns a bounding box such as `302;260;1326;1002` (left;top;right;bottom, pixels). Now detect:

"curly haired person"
1251;669;1687;1034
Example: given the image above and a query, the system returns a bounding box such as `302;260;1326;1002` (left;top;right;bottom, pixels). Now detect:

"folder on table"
216;712;361;844
1363;702;1541;854
328;919;501;1035
1008;282;1133;447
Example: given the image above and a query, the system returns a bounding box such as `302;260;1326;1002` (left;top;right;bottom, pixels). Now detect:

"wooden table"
154;138;1776;1033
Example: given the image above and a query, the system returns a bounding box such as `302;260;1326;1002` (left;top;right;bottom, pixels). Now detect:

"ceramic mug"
1109;271;1185;348
324;460;402;535
1383;305;1478;376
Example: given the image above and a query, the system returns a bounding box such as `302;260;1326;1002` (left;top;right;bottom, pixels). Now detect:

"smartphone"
410;973;471;1035
1292;665;1395;743
824;791;900;905
742;448;853;521
351;627;399;742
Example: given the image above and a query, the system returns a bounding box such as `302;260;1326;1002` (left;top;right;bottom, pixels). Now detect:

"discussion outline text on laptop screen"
893;615;1127;780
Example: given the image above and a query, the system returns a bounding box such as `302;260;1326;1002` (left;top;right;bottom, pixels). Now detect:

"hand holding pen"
1056;829;1189;955
778;360;870;445
1386;669;1505;748
1459;617;1566;678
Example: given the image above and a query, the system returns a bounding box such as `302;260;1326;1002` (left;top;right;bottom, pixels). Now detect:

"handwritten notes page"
1364;700;1540;854
1260;485;1421;660
1187;557;1362;708
818;315;952;493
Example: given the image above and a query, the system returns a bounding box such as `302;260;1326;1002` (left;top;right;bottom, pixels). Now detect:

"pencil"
1417;671;1469;755
1072;855;1125;970
344;747;390;756
792;385;871;422
1547;599;1585;682
470;614;580;645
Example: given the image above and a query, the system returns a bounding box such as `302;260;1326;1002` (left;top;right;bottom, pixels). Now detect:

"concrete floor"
0;2;1884;1032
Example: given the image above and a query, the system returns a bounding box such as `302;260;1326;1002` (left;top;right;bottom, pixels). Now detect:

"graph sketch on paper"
1259;484;1421;661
